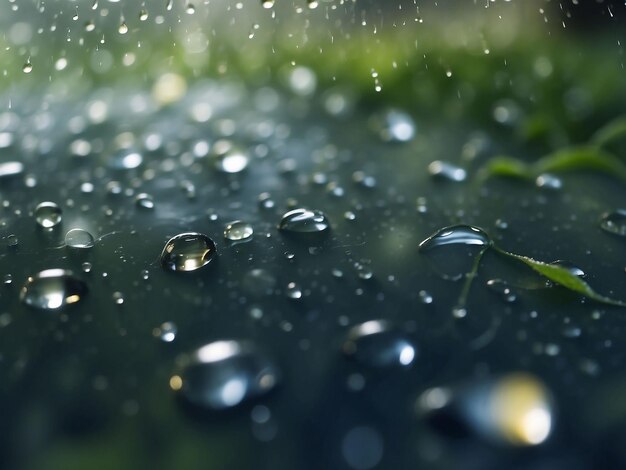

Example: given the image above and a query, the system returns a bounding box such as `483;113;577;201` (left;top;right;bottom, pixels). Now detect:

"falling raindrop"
20;269;87;310
172;340;279;410
343;320;416;368
34;202;62;228
22;61;33;74
161;233;217;272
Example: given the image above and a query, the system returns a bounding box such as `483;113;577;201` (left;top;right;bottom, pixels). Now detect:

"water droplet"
22;61;33;74
535;173;562;190
549;260;585;278
418;373;552;446
20;269;87;310
212;141;249;174
139;9;149;21
377;109;415;142
135;193;154;210
278;208;330;234
600;209;626;237
65;228;95;249
4;274;13;285
112;291;124;305
34;202;62;228
428;161;467;182
285;282;302;299
262;0;274;8
118;22;128;34
418;290;433;304
108;148;143;170
307;0;319;8
154;321;177;342
343;320;416;368
6;235;18;248
452;306;467;318
82;262;92;273
224;221;253;241
419;225;491;251
173;340;279;410
486;279;517;303
0;161;24;178
161;233;217;272
562;325;582;339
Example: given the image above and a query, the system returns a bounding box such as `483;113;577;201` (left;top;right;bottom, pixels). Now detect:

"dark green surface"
1;1;626;469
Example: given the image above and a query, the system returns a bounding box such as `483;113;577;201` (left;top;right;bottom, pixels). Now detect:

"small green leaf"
531;146;626;182
496;248;626;307
591;116;626;148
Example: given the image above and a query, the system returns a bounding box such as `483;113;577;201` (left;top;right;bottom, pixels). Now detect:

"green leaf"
478;156;532;181
496;249;626;307
591;116;626;148
531;146;626;182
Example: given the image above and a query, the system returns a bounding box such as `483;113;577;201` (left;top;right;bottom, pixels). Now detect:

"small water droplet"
486;279;517;303
65;229;95;249
535;173;562;190
549;260;585;278
285;282;302;299
35;202;62;228
118;22;128;34
82;262;92;273
154;321;177;342
173;340;279;410
419;225;491;251
6;234;19;248
4;274;13;285
22;61;33;74
278;208;330;234
343;320;416;368
161;233;217;272
452;306;467;318
418;290;433;304
108;149;142;170
139;9;149;21
428;161;467;182
600;209;626;237
20;269;87;310
377;109;415;142
224;221;253;241
135;193;154;210
212;141;249;174
112;291;124;305
262;0;274;8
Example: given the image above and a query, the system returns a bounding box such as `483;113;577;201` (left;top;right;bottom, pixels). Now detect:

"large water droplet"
343;320;416;368
600;210;626;237
418;373;553;447
224;220;253;241
65;228;95;249
20;269;88;310
278;208;330;234
419;225;491;251
34;202;62;228
172;340;279;410
0;161;24;178
161;232;217;272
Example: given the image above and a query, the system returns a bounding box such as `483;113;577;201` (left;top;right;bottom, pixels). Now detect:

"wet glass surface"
1;1;626;469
